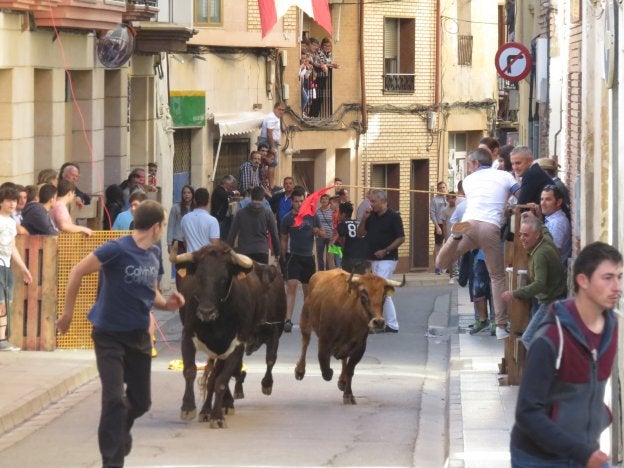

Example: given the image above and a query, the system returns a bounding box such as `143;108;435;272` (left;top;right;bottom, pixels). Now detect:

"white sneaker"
495;327;510;340
448;277;455;284
0;340;20;351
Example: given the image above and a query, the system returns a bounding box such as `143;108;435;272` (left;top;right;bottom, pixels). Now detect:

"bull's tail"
198;358;215;402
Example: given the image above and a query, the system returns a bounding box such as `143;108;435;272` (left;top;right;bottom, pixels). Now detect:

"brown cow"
294;269;405;404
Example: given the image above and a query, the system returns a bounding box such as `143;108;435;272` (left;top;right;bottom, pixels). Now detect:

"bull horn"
174;252;194;264
347;271;360;284
385;275;406;288
230;250;253;269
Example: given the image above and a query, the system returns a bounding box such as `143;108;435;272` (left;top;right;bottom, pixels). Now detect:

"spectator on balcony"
59;163;91;208
258;102;286;188
299;47;314;118
309;37;339;119
238;151;261;195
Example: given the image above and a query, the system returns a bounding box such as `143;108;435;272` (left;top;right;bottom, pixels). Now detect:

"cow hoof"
321;368;333;381
224;407;236;416
343;395;357;405
180;409;197;421
294;368;305;380
233;390;244;399
337;379;346;392
198;412;209;422
210;419;227;429
262;386;273;396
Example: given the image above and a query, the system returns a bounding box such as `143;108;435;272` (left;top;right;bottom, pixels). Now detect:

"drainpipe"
435;0;440;106
359;0;367;134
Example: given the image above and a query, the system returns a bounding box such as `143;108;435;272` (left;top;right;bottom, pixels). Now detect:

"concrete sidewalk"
447;286;518;468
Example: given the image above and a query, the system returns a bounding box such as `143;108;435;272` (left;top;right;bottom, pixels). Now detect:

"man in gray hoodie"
227;186;280;264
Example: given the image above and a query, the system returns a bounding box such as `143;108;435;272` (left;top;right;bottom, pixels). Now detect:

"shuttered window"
383;18;415;92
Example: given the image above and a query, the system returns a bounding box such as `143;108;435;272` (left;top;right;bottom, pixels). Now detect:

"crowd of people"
299;36;339;119
431;137;622;467
163;166;405;334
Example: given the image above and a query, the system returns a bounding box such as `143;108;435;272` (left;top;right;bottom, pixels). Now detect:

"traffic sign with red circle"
495;42;532;82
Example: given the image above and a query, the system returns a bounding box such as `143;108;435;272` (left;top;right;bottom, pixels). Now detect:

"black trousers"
92;329;152;468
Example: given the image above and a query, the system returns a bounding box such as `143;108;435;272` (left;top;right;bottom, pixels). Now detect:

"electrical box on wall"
279;49;288;67
282;84;290;100
427;111;438;131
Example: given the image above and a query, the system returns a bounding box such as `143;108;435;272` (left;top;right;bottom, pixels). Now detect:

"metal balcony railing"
303;68;334;120
127;0;158;6
383;73;415;93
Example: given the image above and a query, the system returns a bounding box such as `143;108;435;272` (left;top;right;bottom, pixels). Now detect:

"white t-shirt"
462;168;520;227
0;214;17;267
260;111;281;145
180;209;220;253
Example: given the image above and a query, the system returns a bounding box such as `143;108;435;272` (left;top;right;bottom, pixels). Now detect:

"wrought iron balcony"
383;73;415;93
124;0;159;22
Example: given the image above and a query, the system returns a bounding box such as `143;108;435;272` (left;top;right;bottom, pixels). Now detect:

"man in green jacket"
501;215;566;348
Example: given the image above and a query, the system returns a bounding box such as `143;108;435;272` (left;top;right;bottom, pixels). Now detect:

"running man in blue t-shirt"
57;200;184;468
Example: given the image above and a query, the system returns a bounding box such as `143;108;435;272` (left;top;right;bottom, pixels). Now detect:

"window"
195;0;222;26
371;163;400;211
213;139;249;184
383;18;415;93
457;35;473;66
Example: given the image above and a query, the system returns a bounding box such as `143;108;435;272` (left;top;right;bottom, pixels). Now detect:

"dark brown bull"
174;244;285;428
294;269;405;404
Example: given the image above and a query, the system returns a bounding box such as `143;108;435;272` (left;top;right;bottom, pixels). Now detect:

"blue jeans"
511;446;609;467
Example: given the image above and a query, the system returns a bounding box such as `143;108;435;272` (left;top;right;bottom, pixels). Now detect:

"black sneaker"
284;320;293;333
384;326;399;333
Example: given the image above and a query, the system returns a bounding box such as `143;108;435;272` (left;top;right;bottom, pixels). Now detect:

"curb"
413;289;455;467
0;362;98;435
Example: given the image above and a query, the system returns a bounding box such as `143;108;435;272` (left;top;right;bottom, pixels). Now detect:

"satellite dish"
97;24;135;68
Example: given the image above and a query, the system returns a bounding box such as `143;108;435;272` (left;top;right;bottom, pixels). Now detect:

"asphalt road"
0;284;454;468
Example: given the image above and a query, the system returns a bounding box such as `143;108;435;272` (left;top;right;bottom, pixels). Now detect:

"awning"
210;111;266;183
212;111;265;136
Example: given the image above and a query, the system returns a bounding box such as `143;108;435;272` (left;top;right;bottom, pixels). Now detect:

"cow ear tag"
237;272;247;280
178;268;187;278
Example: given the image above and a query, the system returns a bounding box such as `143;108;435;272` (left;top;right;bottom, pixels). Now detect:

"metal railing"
127;0;158;6
303;68;333;120
383;73;415;93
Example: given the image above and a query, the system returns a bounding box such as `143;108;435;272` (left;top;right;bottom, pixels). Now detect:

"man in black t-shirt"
337;202;369;274
357;190;405;332
280;188;322;332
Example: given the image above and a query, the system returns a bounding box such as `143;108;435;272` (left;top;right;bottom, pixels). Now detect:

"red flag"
292;185;334;227
258;0;332;38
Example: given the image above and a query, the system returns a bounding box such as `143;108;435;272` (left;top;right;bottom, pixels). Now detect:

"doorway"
411;159;429;269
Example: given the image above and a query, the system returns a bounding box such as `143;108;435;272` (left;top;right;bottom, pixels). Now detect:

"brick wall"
565;20;581;244
247;1;297;33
